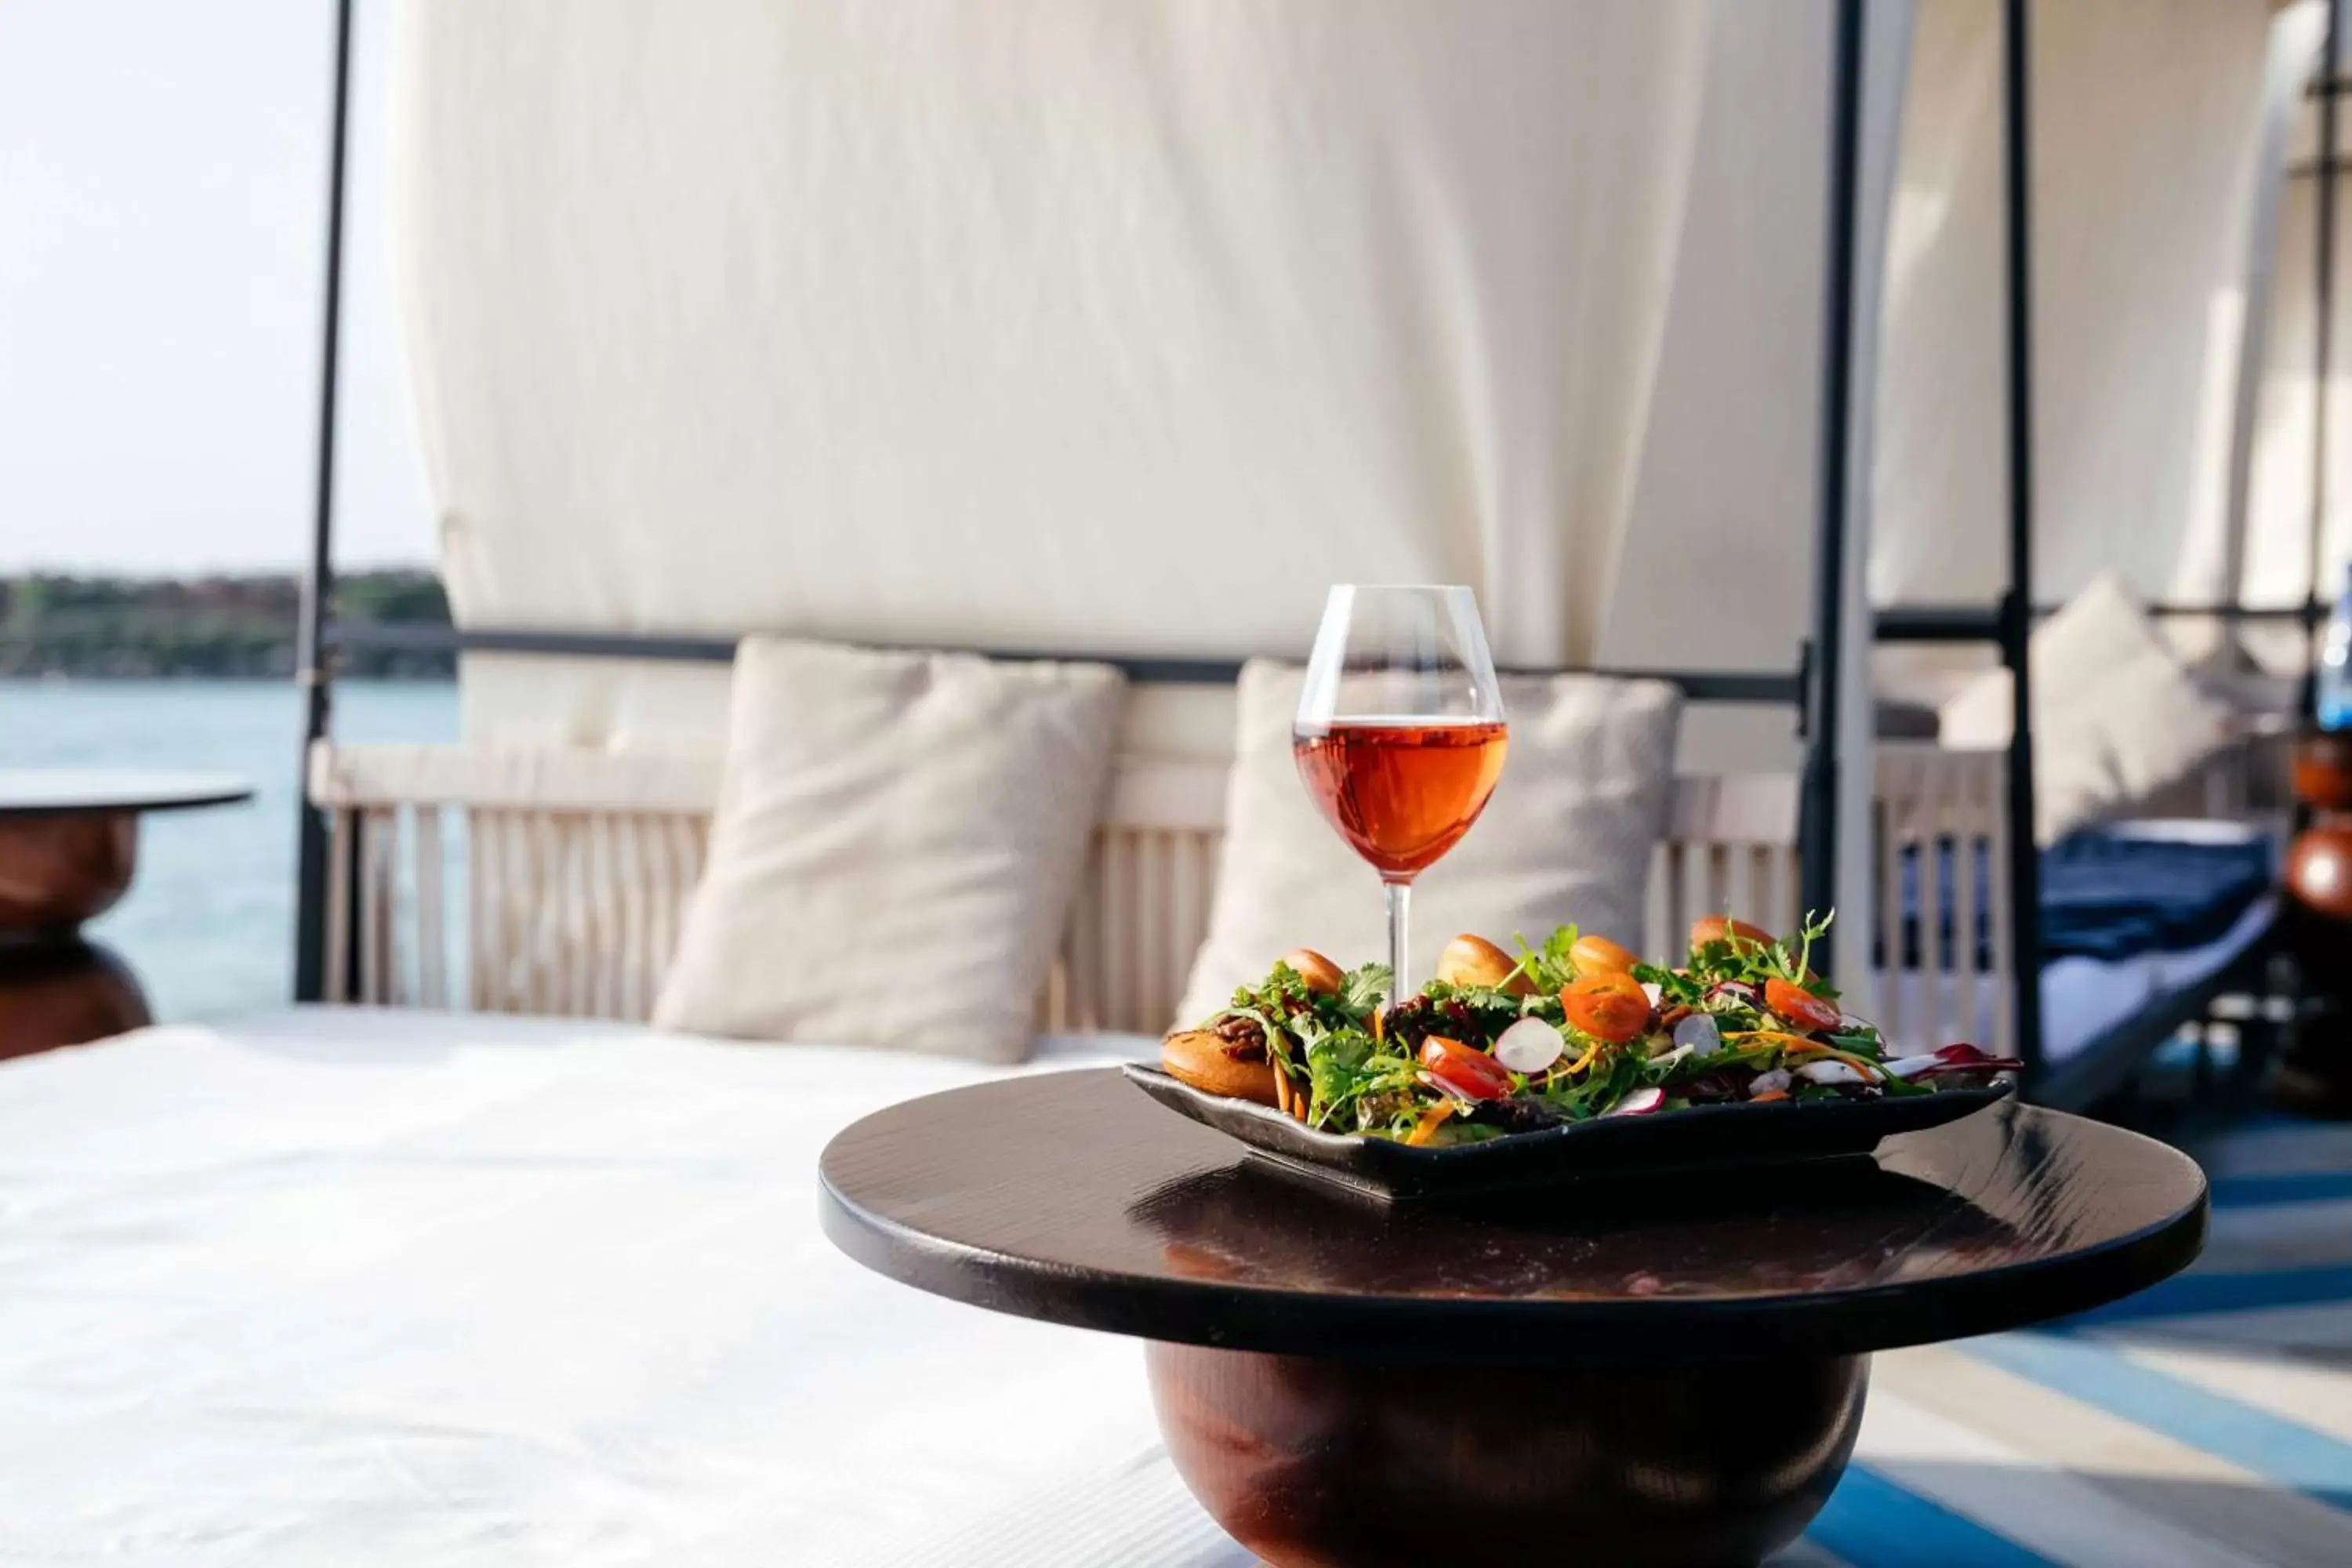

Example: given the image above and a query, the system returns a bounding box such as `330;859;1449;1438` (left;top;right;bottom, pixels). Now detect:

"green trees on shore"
0;571;452;678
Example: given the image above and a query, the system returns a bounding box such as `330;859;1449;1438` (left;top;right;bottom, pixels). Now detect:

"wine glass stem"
1385;878;1411;1000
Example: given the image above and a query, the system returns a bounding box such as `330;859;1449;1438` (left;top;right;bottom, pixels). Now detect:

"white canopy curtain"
393;0;1894;955
1869;0;2300;655
2246;1;2351;666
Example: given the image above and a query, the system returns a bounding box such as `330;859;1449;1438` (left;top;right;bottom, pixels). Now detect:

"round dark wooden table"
0;769;252;1055
0;769;251;937
822;1069;2208;1568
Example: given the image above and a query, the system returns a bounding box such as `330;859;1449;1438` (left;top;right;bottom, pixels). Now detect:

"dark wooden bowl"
1151;1343;1864;1567
0;814;137;936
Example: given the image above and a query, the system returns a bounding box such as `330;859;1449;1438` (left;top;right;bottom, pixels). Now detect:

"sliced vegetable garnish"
1763;977;1842;1034
1491;1017;1566;1074
1562;971;1650;1044
1671;1012;1722;1056
1418;1036;1514;1102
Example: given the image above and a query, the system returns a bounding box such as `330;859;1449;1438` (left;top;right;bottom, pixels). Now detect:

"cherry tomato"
1562;971;1651;1044
1568;933;1639;977
1765;977;1842;1034
1418;1036;1515;1101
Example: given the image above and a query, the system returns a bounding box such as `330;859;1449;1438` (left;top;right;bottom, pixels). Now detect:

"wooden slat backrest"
310;742;1803;1033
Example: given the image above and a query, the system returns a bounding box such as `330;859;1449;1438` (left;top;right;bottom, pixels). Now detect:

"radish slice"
1795;1060;1870;1087
1604;1086;1665;1117
1640;980;1664;1007
1492;1017;1566;1074
1647;1044;1694;1073
1672;1013;1722;1056
1750;1068;1793;1096
1900;1054;2024;1080
1710;980;1760;1007
1887;1049;2025;1080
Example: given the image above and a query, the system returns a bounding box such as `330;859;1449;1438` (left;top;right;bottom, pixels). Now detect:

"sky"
0;0;434;575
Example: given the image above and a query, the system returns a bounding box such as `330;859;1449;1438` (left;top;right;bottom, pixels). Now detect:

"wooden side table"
2279;732;2352;1116
822;1070;2206;1568
0;769;252;1055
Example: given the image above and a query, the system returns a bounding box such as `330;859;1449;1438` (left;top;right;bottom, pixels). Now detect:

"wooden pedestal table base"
1149;1345;1864;1567
0;939;152;1061
821;1071;2207;1568
0;813;139;934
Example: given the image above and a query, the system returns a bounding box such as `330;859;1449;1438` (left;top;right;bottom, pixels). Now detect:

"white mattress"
0;1011;1250;1568
6;1002;2318;1566
1872;891;2278;1067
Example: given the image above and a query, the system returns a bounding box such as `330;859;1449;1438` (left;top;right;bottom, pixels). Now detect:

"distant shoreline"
0;569;453;680
0;672;456;684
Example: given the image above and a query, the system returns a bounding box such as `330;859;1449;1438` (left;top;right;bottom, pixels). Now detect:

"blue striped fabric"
1805;1466;2056;1568
1965;1331;2352;1512
1775;1113;2352;1566
2208;1170;2352;1207
2056;1261;2352;1327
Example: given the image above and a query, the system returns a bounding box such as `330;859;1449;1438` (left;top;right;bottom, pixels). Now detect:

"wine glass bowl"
1293;586;1508;996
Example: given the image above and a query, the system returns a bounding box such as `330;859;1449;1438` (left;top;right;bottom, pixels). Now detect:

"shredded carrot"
1722;1030;1884;1083
1725;1029;1818;1052
1406;1102;1455;1146
1751;1089;1791;1103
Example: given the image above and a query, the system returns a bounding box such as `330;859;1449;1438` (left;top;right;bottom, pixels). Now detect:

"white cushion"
1176;659;1681;1026
654;637;1125;1061
1937;574;2231;844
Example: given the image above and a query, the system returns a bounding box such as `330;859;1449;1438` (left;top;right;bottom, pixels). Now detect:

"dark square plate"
1121;1063;2013;1200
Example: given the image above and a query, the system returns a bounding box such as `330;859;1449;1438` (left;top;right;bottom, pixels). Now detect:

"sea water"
0;680;459;1022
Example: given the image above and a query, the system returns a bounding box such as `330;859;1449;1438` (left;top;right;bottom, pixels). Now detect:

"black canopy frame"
1875;0;2327;1110
288;2;1872;1007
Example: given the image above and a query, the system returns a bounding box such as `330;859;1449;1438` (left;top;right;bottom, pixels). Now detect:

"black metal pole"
2309;0;2343;726
1798;0;1867;972
292;0;356;1004
2002;0;2047;1086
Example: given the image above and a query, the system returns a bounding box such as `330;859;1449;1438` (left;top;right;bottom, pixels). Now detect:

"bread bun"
1690;916;1777;950
1279;948;1345;996
1161;1029;1279;1105
1568;933;1639;977
1435;934;1533;995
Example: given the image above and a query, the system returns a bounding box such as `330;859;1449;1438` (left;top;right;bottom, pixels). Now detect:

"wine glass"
1294;585;1508;1001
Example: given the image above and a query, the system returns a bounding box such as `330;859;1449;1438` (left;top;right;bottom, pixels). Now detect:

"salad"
1157;913;2020;1147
